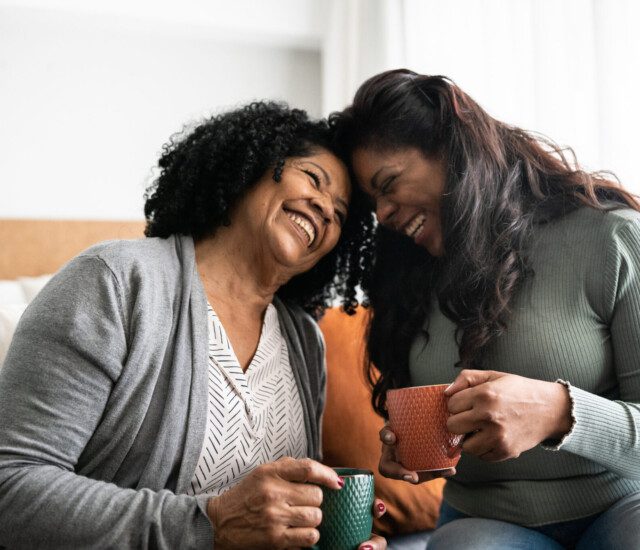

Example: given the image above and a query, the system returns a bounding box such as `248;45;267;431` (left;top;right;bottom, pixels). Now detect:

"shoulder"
47;235;193;314
69;235;191;287
576;207;640;255
599;208;640;270
537;206;640;250
78;235;183;271
602;208;640;238
555;207;640;316
562;205;640;231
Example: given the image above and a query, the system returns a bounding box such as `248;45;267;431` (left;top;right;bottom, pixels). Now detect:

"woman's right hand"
378;426;456;484
206;456;342;549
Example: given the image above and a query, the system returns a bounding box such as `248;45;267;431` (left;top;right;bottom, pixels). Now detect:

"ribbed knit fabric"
409;206;640;526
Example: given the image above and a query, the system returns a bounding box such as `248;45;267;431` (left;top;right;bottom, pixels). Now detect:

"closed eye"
380;175;396;194
303;169;321;188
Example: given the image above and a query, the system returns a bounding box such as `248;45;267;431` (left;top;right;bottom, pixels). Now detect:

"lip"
413;223;429;247
399;212;426;236
283;207;321;247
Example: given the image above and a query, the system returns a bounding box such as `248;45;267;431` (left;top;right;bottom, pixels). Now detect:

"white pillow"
0;274;53;368
0;281;26;306
0;304;28;369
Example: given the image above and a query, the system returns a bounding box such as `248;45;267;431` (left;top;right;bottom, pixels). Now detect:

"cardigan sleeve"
547;220;640;480
0;255;214;549
315;324;327;462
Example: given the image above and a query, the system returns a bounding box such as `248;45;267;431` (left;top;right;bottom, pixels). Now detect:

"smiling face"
352;146;446;257
229;147;351;277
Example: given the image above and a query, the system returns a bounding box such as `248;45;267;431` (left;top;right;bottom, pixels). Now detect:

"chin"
424;238;444;257
274;248;314;273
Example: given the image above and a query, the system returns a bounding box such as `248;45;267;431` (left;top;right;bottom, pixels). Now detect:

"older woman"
331;70;640;548
0;102;384;549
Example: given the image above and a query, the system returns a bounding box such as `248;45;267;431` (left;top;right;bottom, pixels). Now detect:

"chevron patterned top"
187;303;307;496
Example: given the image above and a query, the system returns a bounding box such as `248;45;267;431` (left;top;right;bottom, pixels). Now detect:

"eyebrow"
307;161;349;213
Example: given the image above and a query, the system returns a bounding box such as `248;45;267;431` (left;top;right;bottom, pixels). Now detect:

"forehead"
352;147;414;191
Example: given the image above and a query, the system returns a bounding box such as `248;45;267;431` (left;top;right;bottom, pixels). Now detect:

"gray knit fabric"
409;207;640;526
0;235;326;549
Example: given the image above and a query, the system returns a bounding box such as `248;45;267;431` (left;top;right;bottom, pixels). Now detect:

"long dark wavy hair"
144;101;375;316
330;69;640;417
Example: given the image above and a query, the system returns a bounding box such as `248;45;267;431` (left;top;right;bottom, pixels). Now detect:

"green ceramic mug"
316;468;375;550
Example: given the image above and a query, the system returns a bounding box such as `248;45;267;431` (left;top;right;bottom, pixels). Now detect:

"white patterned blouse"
187;303;308;496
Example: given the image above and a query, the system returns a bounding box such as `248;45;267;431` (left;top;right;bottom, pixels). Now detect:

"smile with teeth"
286;210;316;246
405;213;426;239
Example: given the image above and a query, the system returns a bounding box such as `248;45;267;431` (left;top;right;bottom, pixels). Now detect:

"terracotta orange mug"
386;384;463;471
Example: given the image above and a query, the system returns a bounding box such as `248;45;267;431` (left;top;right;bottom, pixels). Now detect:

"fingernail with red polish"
377;502;386;512
361;546;373;550
337;477;345;488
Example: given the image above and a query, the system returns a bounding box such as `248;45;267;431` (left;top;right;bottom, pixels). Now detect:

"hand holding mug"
378;426;456;484
207;457;341;549
379;384;461;484
445;369;573;462
207;457;386;550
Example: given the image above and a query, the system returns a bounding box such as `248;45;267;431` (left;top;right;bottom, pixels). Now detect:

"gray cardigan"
0;235;327;549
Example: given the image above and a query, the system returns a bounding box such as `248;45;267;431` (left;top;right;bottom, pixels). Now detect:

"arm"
551;221;640;478
0;255;213;549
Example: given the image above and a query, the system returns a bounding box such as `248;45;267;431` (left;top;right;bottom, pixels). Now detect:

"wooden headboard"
0;219;145;279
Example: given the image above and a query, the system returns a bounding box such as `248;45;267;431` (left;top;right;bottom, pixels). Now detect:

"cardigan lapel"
272;297;320;461
175;236;210;494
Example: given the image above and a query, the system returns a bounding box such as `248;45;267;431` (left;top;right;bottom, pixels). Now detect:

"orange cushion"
319;307;444;537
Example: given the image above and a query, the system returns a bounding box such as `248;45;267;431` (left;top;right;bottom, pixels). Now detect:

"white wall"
403;0;640;192
321;0;640;194
3;0;637;221
0;2;323;220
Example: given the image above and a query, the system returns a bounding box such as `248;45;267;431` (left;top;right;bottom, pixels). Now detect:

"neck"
194;226;290;313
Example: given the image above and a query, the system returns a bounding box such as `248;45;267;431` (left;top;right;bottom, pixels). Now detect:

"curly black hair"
144;101;375;316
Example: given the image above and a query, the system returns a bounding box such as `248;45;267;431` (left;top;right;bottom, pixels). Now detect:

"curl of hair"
330;69;640;418
144;101;376;317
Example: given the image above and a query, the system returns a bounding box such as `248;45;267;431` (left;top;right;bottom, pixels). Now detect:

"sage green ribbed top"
409;206;640;526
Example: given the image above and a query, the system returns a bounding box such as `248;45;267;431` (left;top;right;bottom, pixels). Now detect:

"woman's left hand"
355;498;387;550
445;369;573;462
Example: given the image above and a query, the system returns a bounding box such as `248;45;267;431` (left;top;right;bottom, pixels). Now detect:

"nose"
375;196;396;226
311;192;334;225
